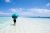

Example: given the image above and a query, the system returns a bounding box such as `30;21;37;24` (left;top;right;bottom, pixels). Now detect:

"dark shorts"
14;19;16;23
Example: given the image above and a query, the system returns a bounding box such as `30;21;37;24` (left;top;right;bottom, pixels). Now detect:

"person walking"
12;13;18;25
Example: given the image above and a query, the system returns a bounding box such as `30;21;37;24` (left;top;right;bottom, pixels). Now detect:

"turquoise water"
0;17;12;29
0;17;50;29
0;17;50;24
0;17;12;24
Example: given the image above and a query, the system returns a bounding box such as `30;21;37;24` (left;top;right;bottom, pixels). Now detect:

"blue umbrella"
12;13;19;25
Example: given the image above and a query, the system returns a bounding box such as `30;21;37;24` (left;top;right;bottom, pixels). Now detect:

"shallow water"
0;17;50;33
0;17;50;28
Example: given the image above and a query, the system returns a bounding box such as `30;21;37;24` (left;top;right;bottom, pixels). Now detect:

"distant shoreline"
30;17;50;18
0;16;50;18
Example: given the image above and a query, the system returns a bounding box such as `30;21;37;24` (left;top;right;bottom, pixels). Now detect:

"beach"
0;17;50;33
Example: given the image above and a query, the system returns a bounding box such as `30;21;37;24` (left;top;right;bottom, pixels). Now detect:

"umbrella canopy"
12;13;18;19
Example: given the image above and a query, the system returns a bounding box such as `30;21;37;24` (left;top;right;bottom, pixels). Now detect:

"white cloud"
0;11;4;14
9;8;25;13
0;13;13;17
24;8;50;17
0;8;50;17
0;11;12;16
5;0;11;3
9;8;17;13
46;3;50;7
9;8;50;17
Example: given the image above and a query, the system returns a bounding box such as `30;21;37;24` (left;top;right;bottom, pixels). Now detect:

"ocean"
0;17;50;33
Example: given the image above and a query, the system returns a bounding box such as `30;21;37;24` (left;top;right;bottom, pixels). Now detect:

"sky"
0;0;50;17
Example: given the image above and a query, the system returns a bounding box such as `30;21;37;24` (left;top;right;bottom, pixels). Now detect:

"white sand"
0;17;50;33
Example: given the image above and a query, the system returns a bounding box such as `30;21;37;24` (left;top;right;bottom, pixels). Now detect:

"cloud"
0;13;12;17
29;8;50;17
9;8;50;17
46;3;50;7
9;8;17;13
5;0;11;3
0;11;13;16
22;8;50;17
0;8;50;17
0;11;4;14
9;8;25;14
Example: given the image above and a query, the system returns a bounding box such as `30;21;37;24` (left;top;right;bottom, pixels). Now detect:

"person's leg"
14;19;16;25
